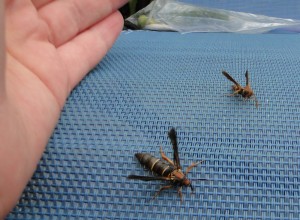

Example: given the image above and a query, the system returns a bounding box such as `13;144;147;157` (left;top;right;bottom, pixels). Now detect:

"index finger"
36;0;128;46
57;11;124;93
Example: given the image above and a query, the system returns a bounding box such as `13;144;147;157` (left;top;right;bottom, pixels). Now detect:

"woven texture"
7;31;300;219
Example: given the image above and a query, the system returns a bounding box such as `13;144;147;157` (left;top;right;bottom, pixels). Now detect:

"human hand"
0;0;127;217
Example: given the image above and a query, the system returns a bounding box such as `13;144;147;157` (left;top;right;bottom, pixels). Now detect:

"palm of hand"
6;0;125;107
1;0;126;217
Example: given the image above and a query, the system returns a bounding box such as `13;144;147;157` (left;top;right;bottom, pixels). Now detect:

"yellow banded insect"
128;128;207;202
222;70;259;108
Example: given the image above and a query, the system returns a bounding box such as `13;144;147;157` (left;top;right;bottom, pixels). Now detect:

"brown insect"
222;70;258;108
128;128;206;202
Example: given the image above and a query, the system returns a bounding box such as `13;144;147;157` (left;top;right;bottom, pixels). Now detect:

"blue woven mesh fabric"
7;31;300;219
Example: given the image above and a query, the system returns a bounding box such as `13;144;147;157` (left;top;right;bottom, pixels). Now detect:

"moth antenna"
245;70;250;86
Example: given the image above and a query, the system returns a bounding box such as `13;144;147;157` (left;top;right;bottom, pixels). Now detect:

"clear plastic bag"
125;0;300;33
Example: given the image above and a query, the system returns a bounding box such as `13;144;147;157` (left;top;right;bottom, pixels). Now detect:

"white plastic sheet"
126;0;300;33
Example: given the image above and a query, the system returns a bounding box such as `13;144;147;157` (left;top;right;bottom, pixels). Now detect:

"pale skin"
0;0;128;217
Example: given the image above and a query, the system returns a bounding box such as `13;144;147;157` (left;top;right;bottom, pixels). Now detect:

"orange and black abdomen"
135;153;175;177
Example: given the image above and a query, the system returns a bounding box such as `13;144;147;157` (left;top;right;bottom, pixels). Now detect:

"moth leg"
250;95;259;108
152;185;173;200
226;89;241;97
160;146;175;166
185;160;204;175
177;186;183;202
254;98;259;108
233;89;243;95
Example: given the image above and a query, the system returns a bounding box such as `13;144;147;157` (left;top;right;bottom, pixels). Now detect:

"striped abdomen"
135;153;175;177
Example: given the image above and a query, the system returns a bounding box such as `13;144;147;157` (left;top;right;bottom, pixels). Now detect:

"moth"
128;128;207;202
222;70;258;108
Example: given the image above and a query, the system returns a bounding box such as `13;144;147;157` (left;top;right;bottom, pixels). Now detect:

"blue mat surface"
7;31;300;219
